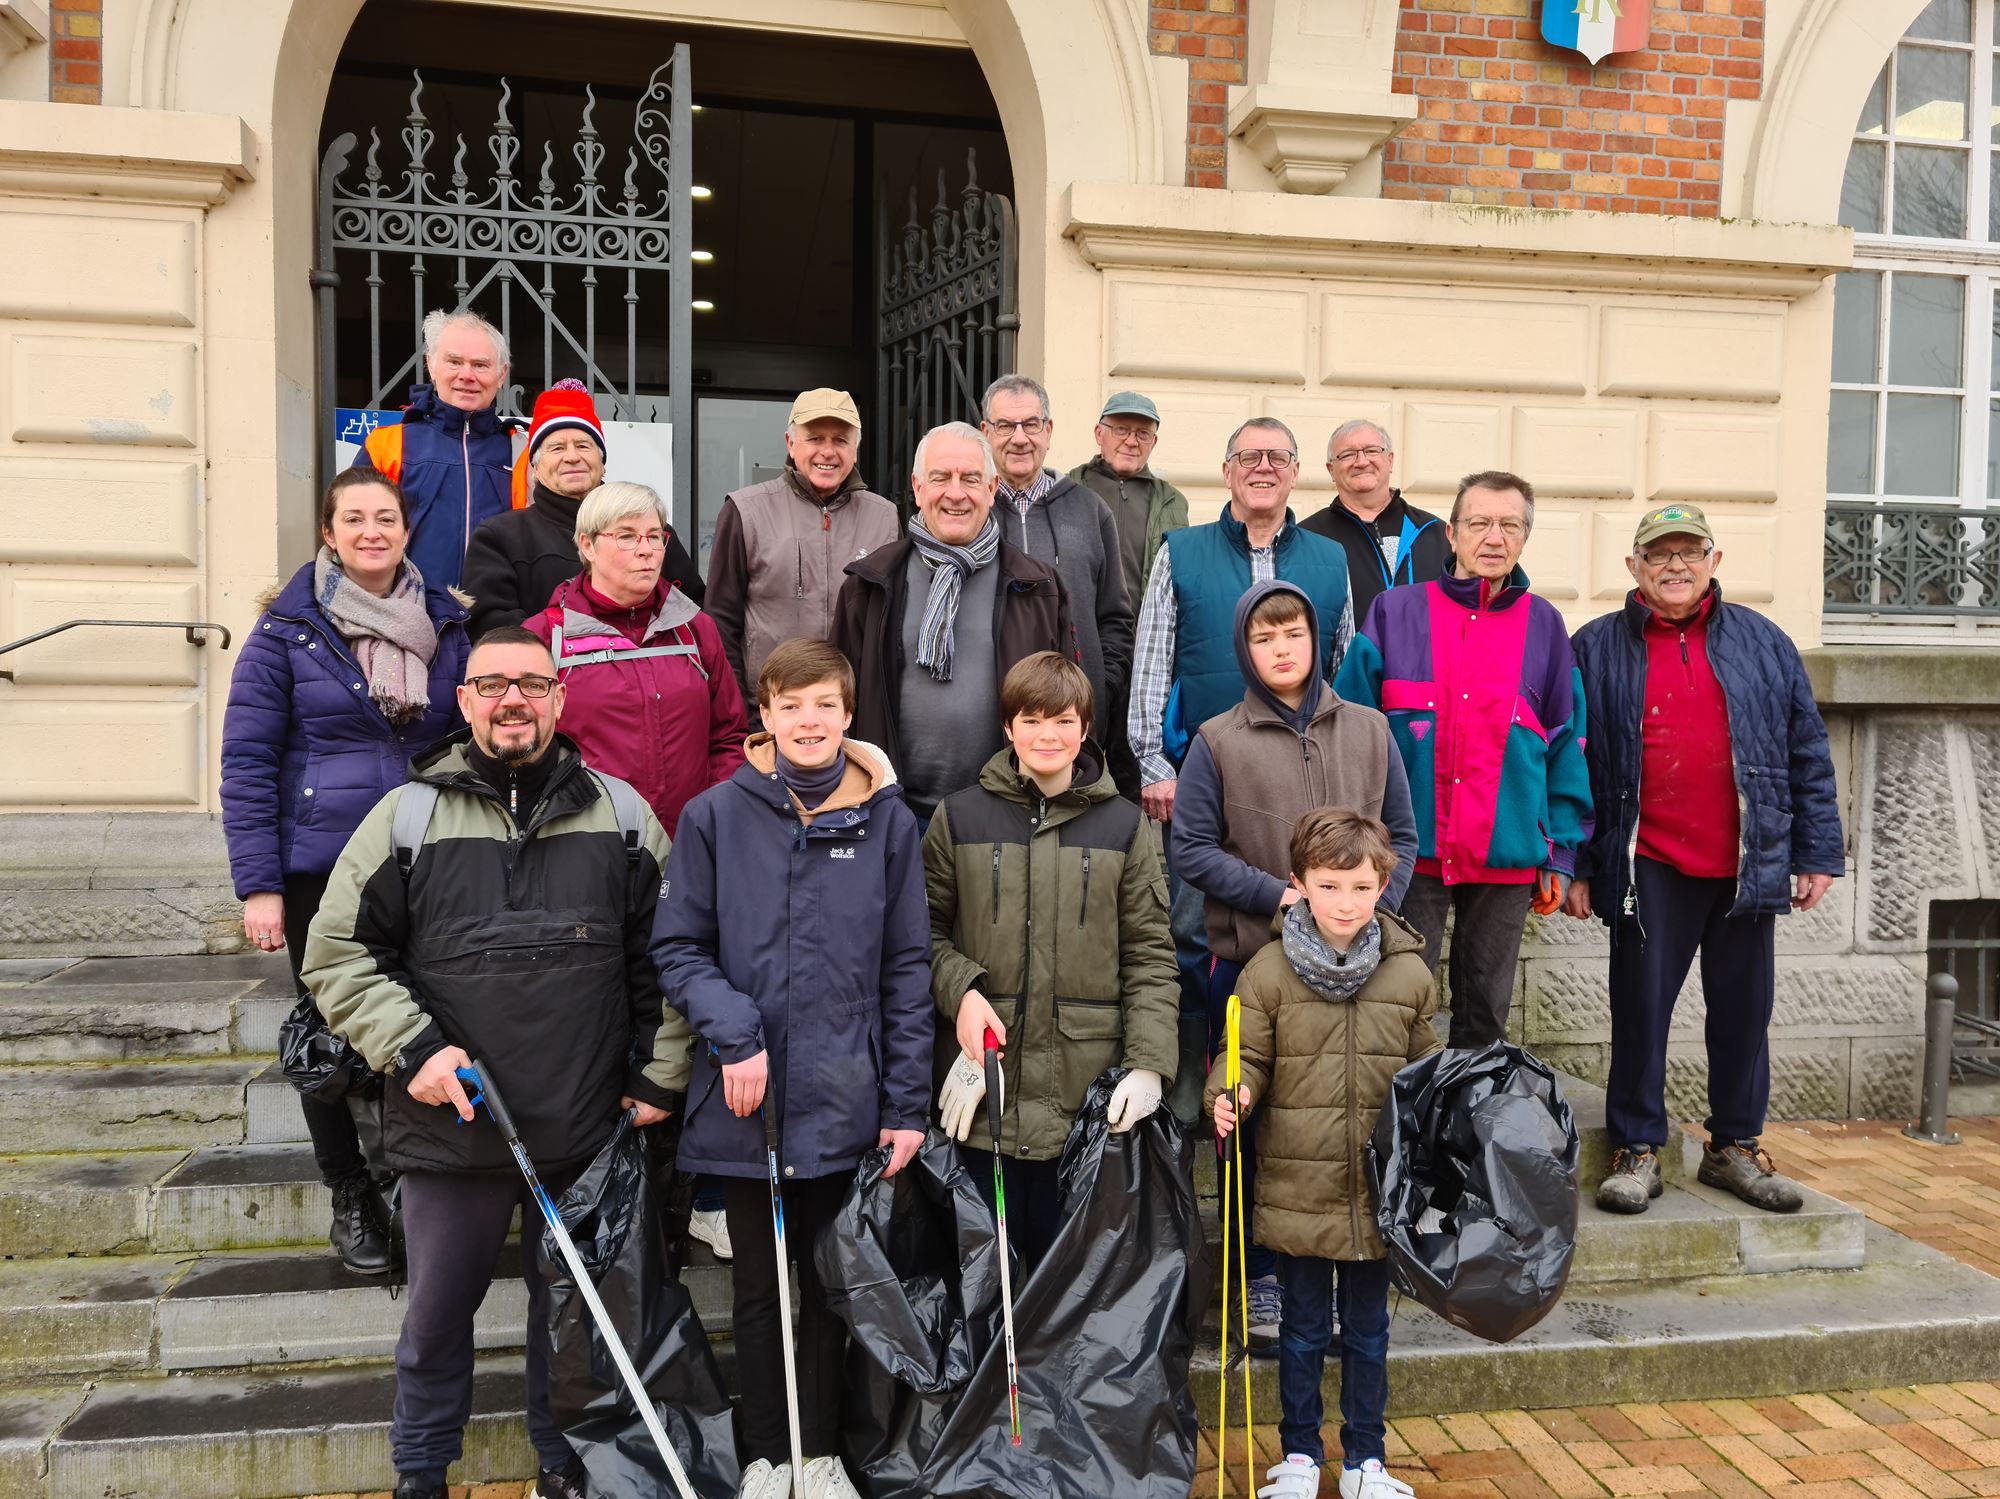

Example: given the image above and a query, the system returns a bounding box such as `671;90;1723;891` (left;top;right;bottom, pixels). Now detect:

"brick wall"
1383;0;1765;216
49;0;104;105
1149;0;1248;189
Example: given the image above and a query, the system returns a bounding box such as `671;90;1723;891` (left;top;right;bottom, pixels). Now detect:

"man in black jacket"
304;626;688;1499
1300;419;1450;623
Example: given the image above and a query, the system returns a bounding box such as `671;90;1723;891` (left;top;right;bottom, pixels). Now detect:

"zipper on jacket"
1078;849;1091;928
991;845;1002;924
1347;986;1364;1249
461;427;472;558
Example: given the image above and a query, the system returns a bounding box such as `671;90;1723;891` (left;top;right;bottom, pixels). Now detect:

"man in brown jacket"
831;421;1073;826
705;387;901;702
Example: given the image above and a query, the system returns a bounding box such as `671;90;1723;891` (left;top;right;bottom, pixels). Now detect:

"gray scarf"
314;546;439;725
1280;900;1382;1003
907;512;1000;681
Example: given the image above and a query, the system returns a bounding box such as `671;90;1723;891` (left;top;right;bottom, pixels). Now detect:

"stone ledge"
1804;646;2000;708
0;100;254;206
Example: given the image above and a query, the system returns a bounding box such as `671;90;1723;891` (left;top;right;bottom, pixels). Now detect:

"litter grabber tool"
1216;996;1253;1499
764;1103;808;1498
453;1063;699;1499
984;1027;1023;1446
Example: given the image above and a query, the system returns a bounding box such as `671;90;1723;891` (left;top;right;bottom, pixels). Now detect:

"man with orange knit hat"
465;379;701;637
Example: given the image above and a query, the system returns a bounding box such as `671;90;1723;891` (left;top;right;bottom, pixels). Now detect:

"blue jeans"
1276;1254;1391;1467
1206;955;1274;1283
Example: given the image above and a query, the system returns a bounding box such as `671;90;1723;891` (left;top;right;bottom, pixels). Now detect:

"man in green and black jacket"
304;625;688;1499
923;649;1179;1270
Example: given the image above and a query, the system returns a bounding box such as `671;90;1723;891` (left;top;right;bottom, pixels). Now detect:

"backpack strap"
391;782;442;882
589;769;647;866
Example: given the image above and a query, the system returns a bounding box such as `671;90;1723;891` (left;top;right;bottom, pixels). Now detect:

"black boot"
329;1171;391;1275
394;1476;446;1499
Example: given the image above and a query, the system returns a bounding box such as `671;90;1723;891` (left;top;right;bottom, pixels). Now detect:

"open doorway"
319;0;1012;573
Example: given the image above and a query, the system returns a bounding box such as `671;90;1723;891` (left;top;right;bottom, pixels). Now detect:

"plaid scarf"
1280;900;1382;1004
907;512;1000;682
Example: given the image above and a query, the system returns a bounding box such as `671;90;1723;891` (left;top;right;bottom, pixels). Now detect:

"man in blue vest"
1127;415;1352;1353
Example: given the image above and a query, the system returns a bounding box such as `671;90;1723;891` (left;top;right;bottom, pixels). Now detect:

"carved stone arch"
1741;0;1931;224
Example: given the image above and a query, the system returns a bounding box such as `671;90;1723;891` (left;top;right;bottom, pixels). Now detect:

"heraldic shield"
1541;0;1652;65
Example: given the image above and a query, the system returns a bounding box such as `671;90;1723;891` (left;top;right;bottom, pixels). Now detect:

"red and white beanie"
527;378;605;459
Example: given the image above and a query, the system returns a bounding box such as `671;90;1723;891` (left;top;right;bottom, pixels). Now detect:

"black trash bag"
542;1115;740;1499
1366;1041;1581;1345
820;1072;1209;1499
277;994;381;1103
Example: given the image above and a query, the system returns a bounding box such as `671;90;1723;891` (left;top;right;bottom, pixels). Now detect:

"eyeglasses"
1637;543;1714;568
984;417;1048;437
468;673;556;698
1228;448;1296;470
1459;517;1527;539
1333;444;1389;465
596;529;665;553
1102;423;1157;444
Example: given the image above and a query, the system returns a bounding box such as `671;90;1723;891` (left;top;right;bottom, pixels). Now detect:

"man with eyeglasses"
304;625;687;1499
1334;470;1591;1053
1301;419;1451;622
980;374;1135;797
1569;504;1842;1220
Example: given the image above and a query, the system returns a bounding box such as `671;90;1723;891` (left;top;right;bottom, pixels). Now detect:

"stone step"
1190;1221;2000;1420
0;1060;266;1153
1569;1173;1863;1284
0;952;293;1064
245;1063;311;1144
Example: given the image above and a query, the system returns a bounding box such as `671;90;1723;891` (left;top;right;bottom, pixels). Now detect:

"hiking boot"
1246;1273;1282;1357
738;1459;794;1499
1595;1147;1662;1215
329;1172;391;1276
1341;1458;1418;1499
803;1454;864;1498
530;1458;588;1499
1257;1454;1321;1498
1699;1139;1804;1213
394;1478;446;1499
689;1205;734;1261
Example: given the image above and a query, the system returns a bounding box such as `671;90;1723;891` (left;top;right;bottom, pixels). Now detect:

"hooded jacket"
303;733;686;1176
1068;455;1189;611
1171;580;1419;962
650;736;934;1181
352;384;521;593
1570;584;1844;921
1203;909;1438;1261
830;535;1075;779
524;573;746;838
1300;489;1451;624
922;744;1179;1160
220;562;469;898
463;479;704;641
1335;566;1592;885
994;472;1135;734
704;463;901;702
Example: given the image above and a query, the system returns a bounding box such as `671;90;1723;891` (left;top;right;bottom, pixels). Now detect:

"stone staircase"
2;953;1999;1497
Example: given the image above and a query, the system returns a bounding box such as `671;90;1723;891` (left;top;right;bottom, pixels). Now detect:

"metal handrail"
0;619;233;682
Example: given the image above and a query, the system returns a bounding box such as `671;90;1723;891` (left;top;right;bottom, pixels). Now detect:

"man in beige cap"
707;388;901;702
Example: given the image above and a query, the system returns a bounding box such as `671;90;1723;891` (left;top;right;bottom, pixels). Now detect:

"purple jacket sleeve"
218;621;295;899
876;797;937;1132
1170;732;1288;918
1380;745;1417;913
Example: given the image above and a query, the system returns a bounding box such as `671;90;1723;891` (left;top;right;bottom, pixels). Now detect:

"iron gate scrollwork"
314;48;693;513
1824;501;2000;615
876;150;1018;512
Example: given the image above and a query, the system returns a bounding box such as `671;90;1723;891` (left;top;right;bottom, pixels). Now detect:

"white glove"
1107;1068;1163;1134
937;1051;987;1142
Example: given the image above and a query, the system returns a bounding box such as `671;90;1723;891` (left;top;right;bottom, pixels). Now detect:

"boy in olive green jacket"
1208;808;1437;1499
923;651;1179;1268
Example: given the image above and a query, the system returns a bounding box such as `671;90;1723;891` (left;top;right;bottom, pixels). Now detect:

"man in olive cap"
707;388;901;702
1569;503;1843;1219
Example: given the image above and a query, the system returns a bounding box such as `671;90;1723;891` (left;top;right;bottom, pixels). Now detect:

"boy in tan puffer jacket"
1208;808;1438;1499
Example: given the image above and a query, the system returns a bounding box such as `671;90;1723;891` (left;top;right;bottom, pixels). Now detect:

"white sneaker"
1340;1458;1417;1499
802;1454;863;1498
1257;1454;1321;1499
737;1457;794;1499
690;1206;734;1261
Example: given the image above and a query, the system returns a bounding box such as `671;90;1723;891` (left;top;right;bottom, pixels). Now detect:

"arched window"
1826;0;2000;623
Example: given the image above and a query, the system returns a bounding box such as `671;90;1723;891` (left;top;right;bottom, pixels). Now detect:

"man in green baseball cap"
1568;499;1844;1221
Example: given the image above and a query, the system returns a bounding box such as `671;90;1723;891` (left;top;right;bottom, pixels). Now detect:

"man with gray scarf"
832;421;1075;825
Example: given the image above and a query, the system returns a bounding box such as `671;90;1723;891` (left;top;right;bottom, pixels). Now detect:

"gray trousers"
1400;873;1533;1049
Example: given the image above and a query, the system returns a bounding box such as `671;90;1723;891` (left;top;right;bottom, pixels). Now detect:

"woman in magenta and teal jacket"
1332;470;1591;1047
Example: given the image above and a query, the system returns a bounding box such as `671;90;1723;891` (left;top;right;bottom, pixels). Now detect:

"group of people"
214;306;1847;1499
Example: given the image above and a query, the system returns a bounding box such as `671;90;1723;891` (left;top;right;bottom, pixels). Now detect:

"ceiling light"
691;249;714;263
690;103;703;113
692;299;715;311
690;185;712;200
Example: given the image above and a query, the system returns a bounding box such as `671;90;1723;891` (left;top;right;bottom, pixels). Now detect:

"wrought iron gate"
314;48;693;512
875;150;1018;511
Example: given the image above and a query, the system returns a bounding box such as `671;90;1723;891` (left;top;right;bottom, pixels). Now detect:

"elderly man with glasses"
1335;470;1592;1055
1569;504;1843;1219
1301;419;1452;622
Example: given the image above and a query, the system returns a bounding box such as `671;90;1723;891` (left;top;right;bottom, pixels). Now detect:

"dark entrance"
319;0;1014;570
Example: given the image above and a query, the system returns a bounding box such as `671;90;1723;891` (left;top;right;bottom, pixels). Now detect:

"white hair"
422;308;510;369
1327;418;1392;462
574;481;667;562
981;373;1051;423
913;421;997;484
